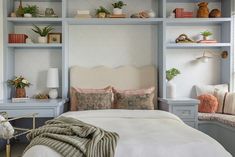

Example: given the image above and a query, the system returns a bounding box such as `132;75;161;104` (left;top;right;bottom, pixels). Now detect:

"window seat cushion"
198;112;235;127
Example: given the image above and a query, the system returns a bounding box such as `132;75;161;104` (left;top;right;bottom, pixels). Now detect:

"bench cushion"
198;112;235;127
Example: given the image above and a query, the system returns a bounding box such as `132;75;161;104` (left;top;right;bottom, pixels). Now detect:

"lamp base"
49;89;58;99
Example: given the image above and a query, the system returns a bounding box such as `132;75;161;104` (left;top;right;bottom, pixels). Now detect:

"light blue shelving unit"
2;0;234;100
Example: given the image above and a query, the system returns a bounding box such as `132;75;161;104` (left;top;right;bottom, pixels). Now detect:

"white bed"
23;66;232;157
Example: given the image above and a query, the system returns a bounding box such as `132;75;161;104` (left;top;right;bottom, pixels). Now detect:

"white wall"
69;25;157;68
0;1;3;100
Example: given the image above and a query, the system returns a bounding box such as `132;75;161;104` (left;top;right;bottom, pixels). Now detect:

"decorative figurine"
175;34;194;43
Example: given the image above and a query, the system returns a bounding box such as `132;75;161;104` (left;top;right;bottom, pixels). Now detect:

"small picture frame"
47;33;62;43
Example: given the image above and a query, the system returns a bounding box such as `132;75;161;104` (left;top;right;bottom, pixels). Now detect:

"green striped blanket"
24;116;119;157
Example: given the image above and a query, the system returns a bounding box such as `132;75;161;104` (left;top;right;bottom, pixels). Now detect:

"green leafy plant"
166;68;181;81
200;31;212;37
32;24;54;37
7;76;31;88
23;5;39;17
112;1;127;9
96;6;111;15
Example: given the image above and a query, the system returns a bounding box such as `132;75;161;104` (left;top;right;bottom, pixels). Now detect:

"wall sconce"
196;50;228;63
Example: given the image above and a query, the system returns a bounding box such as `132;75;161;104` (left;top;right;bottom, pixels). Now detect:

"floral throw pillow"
113;87;155;110
76;92;113;111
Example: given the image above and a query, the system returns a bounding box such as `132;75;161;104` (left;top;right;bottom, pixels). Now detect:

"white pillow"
0;115;14;139
195;84;229;96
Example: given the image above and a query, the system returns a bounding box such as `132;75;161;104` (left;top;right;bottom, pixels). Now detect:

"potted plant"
23;5;39;18
7;76;31;98
96;6;110;18
112;1;127;15
166;68;180;98
32;24;54;43
200;30;212;40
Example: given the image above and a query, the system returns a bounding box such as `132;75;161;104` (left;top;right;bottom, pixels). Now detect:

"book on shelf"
12;97;30;103
197;40;217;43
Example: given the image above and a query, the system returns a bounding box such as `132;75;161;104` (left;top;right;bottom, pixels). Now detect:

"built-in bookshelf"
2;0;234;100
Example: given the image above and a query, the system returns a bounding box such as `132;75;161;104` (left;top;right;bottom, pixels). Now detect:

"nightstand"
159;98;200;129
0;99;68;118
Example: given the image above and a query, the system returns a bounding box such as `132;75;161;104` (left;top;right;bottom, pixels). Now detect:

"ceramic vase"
98;13;106;18
166;81;176;98
38;36;47;43
24;13;32;18
15;88;26;98
113;8;122;15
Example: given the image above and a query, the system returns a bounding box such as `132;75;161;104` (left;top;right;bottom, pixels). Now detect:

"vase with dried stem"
16;0;24;17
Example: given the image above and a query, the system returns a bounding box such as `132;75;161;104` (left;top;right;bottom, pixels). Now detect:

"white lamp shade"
47;68;59;88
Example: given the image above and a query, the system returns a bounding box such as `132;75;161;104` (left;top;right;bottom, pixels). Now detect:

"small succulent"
200;31;212;37
32;24;54;37
166;68;181;81
23;5;39;17
96;6;111;15
112;1;127;9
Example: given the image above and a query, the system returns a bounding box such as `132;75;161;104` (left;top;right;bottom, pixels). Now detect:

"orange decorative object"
197;2;209;18
209;9;221;18
15;88;26;98
198;94;218;113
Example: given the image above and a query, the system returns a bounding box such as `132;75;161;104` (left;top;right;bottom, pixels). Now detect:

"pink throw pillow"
198;94;218;113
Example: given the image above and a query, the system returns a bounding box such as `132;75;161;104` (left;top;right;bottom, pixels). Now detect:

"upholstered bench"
198;113;235;156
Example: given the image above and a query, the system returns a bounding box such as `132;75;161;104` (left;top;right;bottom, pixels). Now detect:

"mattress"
23;110;232;157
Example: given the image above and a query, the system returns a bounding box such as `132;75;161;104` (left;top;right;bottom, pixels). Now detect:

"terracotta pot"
15;88;26;98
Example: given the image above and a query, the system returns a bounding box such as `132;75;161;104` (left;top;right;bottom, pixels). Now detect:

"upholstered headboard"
70;65;157;90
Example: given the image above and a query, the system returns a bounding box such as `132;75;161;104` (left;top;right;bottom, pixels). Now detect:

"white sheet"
23;110;232;157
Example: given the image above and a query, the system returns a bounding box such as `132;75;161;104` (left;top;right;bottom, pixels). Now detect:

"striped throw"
24;116;119;157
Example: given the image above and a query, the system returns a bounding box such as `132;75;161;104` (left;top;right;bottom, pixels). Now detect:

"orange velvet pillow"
198;94;218;113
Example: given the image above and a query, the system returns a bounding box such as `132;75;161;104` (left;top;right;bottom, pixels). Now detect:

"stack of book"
198;40;217;43
9;34;28;43
174;8;193;18
75;10;91;18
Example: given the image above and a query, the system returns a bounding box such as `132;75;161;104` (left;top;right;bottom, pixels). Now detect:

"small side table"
159;98;200;129
0;99;68;118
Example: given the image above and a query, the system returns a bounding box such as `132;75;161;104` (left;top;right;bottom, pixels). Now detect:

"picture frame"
47;33;62;43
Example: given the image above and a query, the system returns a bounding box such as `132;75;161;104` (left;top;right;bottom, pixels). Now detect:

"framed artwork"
47;33;62;43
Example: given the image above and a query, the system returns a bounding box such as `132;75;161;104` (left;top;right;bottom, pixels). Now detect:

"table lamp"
47;68;59;99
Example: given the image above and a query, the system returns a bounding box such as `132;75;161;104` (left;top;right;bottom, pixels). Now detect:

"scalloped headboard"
70;65;157;90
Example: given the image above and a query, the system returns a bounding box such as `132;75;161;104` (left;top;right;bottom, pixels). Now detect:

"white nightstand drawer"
173;106;195;119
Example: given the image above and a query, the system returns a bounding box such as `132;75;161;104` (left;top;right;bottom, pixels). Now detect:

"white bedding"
23;110;232;157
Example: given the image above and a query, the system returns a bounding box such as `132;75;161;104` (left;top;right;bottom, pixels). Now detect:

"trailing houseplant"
112;1;127;15
32;24;54;43
166;68;181;98
7;76;31;98
200;30;212;40
23;5;39;17
96;6;110;18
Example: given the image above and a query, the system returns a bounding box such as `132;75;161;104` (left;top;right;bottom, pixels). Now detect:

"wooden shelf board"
167;0;220;2
66;18;163;25
166;18;231;26
8;43;63;48
7;17;62;24
167;43;231;49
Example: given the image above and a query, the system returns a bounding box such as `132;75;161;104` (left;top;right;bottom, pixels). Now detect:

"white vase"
113;8;122;15
166;81;176;98
24;13;32;18
38;36;47;43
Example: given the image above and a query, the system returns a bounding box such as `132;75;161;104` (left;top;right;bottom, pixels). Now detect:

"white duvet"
23;110;232;157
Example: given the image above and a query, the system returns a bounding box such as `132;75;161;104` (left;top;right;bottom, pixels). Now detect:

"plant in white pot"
112;1;127;15
23;5;39;18
166;68;180;98
32;24;54;43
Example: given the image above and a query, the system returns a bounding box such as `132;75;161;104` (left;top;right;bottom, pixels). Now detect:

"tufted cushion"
0;115;14;139
198;112;235;127
198;94;218;113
